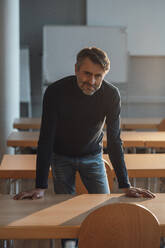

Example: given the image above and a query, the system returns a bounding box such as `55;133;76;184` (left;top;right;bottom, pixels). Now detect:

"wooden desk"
7;131;145;149
7;131;165;150
3;154;165;179
0;194;165;239
13;117;163;131
7;131;39;147
104;153;165;192
121;118;162;130
0;154;110;194
13;118;41;130
103;131;145;148
1;153;164;193
0;154;53;180
104;153;165;178
103;131;165;149
144;132;165;148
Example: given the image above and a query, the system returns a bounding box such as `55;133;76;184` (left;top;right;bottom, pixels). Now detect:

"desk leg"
9;179;14;195
154;178;158;193
8;240;14;248
146;178;158;192
9;179;20;195
14;147;17;154
152;148;156;154
50;239;55;248
146;148;152;153
160;237;165;248
124;147;128;153
1;240;14;248
132;147;136;153
132;178;136;187
15;179;20;194
1;240;7;248
147;178;151;190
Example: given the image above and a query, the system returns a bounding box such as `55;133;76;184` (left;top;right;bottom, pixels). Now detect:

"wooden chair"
154;118;165;153
157;119;165;131
75;158;112;194
78;202;160;248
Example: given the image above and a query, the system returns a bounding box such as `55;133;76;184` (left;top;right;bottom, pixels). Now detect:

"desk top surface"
1;154;165;178
7;131;39;147
104;153;165;177
121;117;162;129
0;193;165;239
13;118;41;129
0;154;48;178
13;117;163;130
2;153;165;170
7;131;165;148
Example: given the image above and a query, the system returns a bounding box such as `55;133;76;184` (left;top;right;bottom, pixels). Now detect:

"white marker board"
20;48;31;102
43;25;128;84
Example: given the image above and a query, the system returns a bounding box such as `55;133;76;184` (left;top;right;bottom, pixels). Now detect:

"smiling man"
14;47;155;248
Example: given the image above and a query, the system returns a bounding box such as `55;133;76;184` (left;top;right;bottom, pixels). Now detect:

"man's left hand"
122;187;155;198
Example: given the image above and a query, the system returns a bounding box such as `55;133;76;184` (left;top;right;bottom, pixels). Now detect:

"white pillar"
0;0;20;158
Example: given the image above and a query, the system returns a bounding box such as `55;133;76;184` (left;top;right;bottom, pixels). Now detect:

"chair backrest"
158;119;165;131
78;202;160;248
75;158;112;194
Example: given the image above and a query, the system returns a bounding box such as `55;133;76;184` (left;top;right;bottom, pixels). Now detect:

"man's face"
75;58;107;96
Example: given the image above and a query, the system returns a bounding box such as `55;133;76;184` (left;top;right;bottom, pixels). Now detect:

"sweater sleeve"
105;87;131;188
35;87;56;188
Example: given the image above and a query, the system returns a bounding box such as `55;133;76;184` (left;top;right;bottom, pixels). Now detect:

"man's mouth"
83;82;96;90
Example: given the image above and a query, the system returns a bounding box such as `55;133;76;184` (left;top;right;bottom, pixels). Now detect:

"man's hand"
13;188;46;200
122;187;155;198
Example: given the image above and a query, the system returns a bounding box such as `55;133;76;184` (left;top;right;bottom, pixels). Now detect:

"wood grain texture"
13;118;41;130
121;117;162;130
78;202;160;248
0;194;165;239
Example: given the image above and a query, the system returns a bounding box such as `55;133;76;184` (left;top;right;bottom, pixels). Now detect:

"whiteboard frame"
43;25;128;84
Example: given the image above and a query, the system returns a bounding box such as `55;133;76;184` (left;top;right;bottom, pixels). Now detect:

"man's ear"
75;63;78;74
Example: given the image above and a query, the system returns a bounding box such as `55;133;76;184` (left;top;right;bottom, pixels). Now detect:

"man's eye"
95;75;101;79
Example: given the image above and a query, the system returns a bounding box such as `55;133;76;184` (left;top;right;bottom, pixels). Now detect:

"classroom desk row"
0;193;165;239
13;117;163;130
7;130;165;150
1;153;165;193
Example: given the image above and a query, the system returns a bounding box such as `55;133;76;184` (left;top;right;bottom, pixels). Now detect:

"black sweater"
36;76;130;189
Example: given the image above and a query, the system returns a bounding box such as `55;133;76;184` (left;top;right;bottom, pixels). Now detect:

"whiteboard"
43;25;128;84
20;48;31;102
20;48;32;116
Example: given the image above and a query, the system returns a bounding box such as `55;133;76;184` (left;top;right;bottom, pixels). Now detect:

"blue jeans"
51;152;110;248
51;152;110;194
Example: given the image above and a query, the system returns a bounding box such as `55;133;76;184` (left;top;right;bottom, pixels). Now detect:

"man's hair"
76;47;110;72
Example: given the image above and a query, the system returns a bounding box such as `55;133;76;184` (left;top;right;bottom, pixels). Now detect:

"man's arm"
14;86;56;200
106;87;155;198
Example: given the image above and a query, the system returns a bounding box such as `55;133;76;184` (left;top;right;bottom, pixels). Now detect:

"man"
14;47;154;247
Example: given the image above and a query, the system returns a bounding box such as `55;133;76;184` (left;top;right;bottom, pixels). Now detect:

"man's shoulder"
102;80;120;97
46;75;75;92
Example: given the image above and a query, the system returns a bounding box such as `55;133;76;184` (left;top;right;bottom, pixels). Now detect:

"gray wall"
116;56;165;118
20;0;86;116
125;56;165;117
20;0;165;118
87;0;165;118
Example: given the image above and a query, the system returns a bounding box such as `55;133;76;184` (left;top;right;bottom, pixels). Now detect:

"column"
0;0;20;158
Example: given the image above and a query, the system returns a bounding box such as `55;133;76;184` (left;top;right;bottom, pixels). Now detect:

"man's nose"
89;75;96;85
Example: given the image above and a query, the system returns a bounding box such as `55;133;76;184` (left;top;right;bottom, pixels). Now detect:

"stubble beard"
80;81;100;96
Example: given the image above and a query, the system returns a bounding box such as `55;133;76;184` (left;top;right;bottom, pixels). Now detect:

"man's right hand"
13;188;46;200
